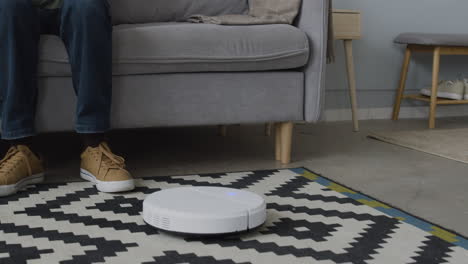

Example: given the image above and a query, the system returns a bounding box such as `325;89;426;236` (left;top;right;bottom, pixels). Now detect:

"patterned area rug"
1;168;467;264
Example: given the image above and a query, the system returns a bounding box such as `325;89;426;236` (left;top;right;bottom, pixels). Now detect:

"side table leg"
344;40;360;132
429;47;441;129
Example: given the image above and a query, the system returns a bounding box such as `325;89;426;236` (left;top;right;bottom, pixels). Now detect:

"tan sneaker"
0;145;45;197
80;142;134;193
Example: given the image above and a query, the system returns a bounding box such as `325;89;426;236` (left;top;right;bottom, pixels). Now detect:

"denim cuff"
75;124;110;134
1;128;36;140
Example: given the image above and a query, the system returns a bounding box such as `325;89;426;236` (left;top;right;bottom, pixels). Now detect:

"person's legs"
59;0;113;138
59;0;134;193
0;0;46;197
0;0;40;141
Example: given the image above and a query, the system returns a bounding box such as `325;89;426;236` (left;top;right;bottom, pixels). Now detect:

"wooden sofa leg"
275;123;281;161
392;47;412;121
265;123;273;136
218;125;227;136
279;122;294;164
429;47;441;129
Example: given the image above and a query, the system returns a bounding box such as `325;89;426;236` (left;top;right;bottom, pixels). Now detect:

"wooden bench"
392;33;468;128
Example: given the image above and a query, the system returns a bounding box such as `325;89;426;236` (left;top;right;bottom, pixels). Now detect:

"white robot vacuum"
143;187;267;235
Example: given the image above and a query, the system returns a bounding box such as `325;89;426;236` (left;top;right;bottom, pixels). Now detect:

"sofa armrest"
295;0;330;122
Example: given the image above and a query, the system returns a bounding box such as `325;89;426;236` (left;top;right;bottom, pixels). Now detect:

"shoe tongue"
99;142;122;165
16;145;31;153
100;142;111;151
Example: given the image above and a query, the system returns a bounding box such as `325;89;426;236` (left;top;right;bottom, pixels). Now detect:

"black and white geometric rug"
1;168;467;264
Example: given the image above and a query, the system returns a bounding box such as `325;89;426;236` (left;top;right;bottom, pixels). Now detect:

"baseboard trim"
323;105;468;121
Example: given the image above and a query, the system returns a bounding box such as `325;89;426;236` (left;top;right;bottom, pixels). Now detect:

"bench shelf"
403;94;468;105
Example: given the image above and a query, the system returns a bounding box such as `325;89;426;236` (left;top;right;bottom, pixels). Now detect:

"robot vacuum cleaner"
143;187;267;235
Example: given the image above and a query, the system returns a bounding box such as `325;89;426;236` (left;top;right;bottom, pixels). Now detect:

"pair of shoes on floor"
0;143;134;197
420;79;468;100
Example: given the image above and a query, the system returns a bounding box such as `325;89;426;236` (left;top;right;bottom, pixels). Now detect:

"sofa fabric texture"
109;0;248;25
36;72;304;131
38;23;310;76
32;0;329;132
188;0;301;25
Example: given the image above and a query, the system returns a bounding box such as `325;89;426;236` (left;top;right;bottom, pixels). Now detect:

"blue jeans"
0;0;112;140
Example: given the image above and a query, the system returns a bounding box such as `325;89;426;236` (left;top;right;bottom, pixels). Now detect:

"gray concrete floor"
38;117;468;237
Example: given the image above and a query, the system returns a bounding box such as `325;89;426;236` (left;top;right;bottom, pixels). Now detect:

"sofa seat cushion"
38;23;310;77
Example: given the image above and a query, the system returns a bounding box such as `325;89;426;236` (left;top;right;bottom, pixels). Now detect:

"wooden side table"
250;10;364;137
332;9;362;132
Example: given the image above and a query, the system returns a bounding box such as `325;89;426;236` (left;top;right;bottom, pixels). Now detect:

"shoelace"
0;147;32;176
98;144;126;170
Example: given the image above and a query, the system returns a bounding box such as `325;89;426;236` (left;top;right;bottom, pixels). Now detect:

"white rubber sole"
80;168;135;193
420;88;463;100
0;173;45;197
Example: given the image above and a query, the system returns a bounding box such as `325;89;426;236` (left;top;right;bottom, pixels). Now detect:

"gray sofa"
37;0;329;164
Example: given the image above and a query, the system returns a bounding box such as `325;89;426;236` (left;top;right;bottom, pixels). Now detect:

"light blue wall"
326;0;468;110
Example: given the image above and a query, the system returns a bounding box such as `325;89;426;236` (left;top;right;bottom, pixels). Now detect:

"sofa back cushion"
110;0;249;25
